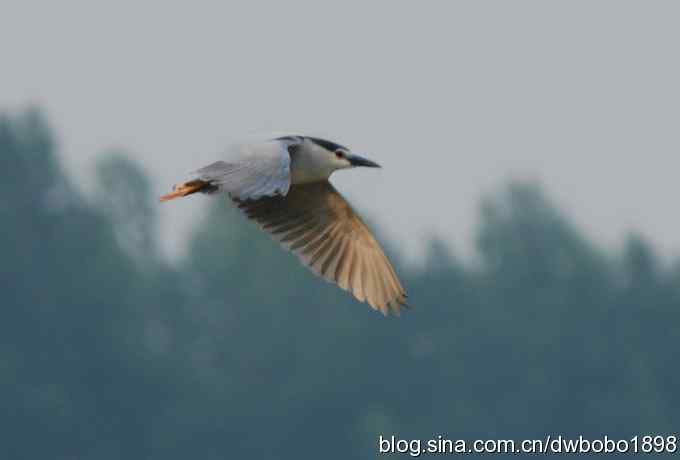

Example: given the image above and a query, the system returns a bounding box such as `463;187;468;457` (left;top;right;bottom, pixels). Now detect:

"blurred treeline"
1;110;678;459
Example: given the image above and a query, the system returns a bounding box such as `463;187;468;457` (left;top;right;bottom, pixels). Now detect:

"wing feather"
194;140;292;200
233;182;408;315
335;241;353;291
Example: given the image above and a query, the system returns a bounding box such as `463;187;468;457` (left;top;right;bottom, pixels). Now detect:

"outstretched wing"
194;139;293;200
233;181;408;315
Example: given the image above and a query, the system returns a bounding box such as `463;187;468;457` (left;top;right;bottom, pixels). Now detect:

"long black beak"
348;154;381;168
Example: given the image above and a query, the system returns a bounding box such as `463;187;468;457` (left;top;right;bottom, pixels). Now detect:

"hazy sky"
2;1;679;264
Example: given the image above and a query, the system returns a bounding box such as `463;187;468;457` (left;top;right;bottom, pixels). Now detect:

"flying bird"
160;135;408;315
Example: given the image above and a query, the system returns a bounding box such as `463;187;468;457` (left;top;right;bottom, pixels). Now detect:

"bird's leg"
159;179;214;202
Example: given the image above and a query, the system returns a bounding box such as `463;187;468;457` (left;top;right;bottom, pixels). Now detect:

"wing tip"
367;292;410;317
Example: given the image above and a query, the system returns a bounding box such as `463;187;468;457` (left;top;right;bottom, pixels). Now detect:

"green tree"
1;109;678;460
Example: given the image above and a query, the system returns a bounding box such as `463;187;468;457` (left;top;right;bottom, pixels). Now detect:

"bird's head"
303;136;381;171
275;135;381;183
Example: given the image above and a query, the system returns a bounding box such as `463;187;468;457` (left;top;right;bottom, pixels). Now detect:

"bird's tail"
159;179;217;202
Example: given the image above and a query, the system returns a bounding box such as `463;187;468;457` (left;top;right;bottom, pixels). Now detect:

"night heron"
160;135;408;315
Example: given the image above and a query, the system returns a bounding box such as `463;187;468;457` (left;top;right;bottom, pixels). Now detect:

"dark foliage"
1;110;677;459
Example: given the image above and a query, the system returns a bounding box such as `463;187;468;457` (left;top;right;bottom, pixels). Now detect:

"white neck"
289;140;340;184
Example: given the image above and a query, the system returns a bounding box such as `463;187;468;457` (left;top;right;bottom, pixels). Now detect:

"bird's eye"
335;150;345;159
